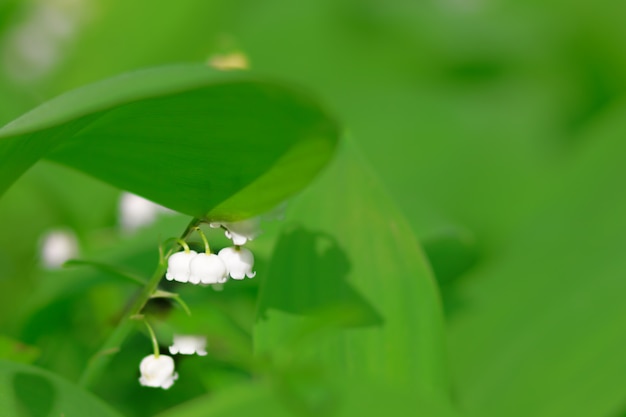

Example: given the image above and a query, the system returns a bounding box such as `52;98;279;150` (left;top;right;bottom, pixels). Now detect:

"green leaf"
0;336;39;364
449;102;626;417
254;140;449;399
0;64;339;220
0;0;18;33
64;259;147;286
0;360;122;417
154;378;458;417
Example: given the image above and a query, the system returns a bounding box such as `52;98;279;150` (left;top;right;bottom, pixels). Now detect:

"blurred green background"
2;0;626;416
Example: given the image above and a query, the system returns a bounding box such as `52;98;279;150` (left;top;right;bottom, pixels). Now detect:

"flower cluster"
139;219;262;389
165;223;257;285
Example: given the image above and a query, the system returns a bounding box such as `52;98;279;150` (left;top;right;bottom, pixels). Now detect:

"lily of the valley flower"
188;253;228;284
139;354;178;389
210;217;261;246
169;335;207;356
209;204;286;245
218;246;256;280
165;250;198;283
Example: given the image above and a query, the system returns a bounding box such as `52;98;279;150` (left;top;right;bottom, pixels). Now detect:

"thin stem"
143;318;159;358
195;226;211;254
173;295;192;316
150;290;192;316
159;237;191;263
176;238;191;253
78;217;202;388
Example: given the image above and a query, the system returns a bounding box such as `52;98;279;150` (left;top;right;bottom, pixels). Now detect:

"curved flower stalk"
79;218;203;389
80;215;267;389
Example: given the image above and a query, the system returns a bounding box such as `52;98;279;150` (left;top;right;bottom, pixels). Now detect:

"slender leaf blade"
154;379;457;417
0;360;123;417
255;140;449;398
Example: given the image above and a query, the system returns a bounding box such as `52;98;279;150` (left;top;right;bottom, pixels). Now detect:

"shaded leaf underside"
0;64;339;220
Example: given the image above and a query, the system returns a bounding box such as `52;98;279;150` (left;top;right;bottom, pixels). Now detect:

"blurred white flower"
119;192;173;233
218;246;256;280
210;217;261;246
139;354;178;389
2;0;92;82
40;229;78;269
188;253;228;285
168;335;207;356
165;250;197;283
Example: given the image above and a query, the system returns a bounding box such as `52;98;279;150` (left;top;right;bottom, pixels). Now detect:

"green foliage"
1;0;626;416
0;64;338;220
154;378;457;417
255;140;448;396
0;360;122;417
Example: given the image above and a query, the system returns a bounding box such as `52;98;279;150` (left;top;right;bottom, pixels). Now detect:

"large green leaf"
0;360;122;417
254;140;449;400
0;64;338;220
449;101;626;417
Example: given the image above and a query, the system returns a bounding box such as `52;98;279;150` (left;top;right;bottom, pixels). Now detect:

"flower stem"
143;318;159;358
176;238;191;253
78;217;202;388
195;226;211;254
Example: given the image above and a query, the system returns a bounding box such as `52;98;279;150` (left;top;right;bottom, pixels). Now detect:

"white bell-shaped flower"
169;334;207;356
188;253;228;284
139;354;178;389
165;250;197;283
218;246;256;280
210;217;261;246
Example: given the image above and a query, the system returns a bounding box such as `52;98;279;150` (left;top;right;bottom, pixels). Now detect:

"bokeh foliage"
1;0;626;416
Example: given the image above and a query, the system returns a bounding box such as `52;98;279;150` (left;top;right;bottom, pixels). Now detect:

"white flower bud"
218;247;256;280
165;250;197;283
168;335;207;356
188;253;228;284
139;354;178;389
210;217;261;246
